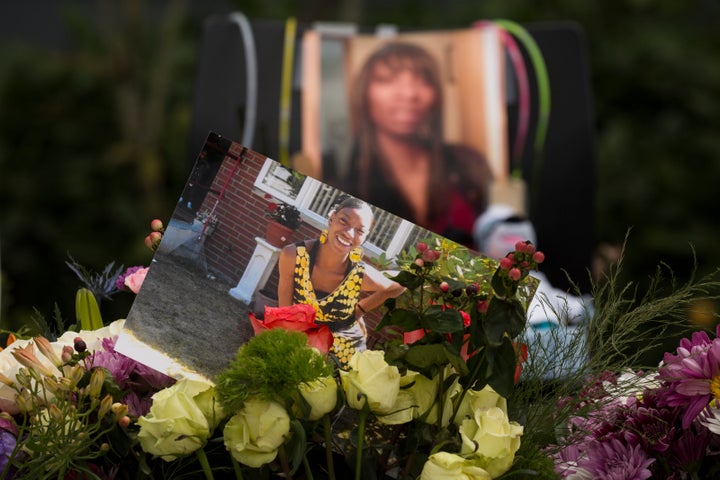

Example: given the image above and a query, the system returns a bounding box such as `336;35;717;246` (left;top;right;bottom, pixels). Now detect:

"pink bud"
144;235;155;250
439;281;450;293
118;416;131;428
150;219;164;232
499;257;513;270
416;242;428;252
422;249;440;262
414;258;425;268
525;243;536;254
61;345;74;363
508;268;522;281
533;251;545;264
515;241;527;253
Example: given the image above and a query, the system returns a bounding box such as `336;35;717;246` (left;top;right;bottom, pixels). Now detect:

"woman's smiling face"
327;206;374;252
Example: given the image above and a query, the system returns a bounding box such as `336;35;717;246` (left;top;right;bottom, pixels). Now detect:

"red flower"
514;342;528;383
249;304;334;354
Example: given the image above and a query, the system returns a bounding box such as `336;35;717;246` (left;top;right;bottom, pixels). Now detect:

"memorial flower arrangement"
2;218;720;480
264;194;302;229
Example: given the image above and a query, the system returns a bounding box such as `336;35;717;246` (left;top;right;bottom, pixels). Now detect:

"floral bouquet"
264;194;302;229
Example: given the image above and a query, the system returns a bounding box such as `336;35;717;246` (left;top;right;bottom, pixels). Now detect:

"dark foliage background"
1;0;719;333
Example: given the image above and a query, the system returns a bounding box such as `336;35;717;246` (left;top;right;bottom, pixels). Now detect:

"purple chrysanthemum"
621;392;680;454
667;426;710;473
577;438;655;480
90;336;175;417
657;325;720;428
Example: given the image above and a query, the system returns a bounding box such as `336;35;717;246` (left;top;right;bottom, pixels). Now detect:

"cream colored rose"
137;378;222;461
454;385;508;425
339;350;400;414
223;399;291;468
377;370;419;425
298;376;338;421
424;372;463;427
459;407;523;478
420;452;492;480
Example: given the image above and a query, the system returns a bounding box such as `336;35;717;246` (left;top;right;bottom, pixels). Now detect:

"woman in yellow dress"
277;196;405;366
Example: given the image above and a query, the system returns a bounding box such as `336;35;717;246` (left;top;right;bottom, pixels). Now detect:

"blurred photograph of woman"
326;41;494;247
277;196;405;366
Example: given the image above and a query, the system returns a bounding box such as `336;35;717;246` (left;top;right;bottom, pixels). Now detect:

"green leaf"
485;338;517;398
75;288;103;330
422;305;465;334
286;419;307;476
377;308;423;331
405;343;461;376
486;298;526;345
387;270;426;290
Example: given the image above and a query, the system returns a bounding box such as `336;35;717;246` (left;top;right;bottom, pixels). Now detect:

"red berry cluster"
498;241;545;282
413;242;441;268
144;219;165;251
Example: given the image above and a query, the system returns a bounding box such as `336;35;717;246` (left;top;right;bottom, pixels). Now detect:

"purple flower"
115;265;145;291
622;392;680;454
667;427;710;473
577;438;655;480
91;336;175;417
657;325;720;428
0;417;18;474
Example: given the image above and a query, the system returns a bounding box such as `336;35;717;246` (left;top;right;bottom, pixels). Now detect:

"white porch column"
229;237;281;304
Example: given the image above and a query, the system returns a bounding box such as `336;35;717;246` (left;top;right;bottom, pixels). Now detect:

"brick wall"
197;146;320;291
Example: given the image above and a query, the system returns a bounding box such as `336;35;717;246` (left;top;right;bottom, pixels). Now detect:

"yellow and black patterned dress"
293;242;366;367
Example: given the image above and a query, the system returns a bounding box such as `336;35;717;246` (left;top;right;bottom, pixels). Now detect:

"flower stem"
323;415;336;480
195;448;214;480
355;407;369;480
302;456;315;480
230;454;243;480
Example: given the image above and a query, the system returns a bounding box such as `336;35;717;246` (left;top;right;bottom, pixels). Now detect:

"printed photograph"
115;132;475;380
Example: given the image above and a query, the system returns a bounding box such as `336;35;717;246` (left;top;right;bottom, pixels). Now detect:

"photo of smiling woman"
277;196;405;367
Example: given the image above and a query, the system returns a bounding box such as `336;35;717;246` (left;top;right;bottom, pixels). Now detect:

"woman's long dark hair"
350;42;449;223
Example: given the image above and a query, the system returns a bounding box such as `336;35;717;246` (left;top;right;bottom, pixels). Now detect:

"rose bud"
414;258;425;268
515;241;527;253
439;281;450;293
508;268;522;281
416;242;428;253
499;257;513;270
533;251;545;264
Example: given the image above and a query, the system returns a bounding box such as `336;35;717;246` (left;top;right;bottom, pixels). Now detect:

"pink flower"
249;304;334;354
124;267;149;294
657;325;720;428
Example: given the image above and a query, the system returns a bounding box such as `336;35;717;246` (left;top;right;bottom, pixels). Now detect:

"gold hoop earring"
349;247;363;263
319;229;328;244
